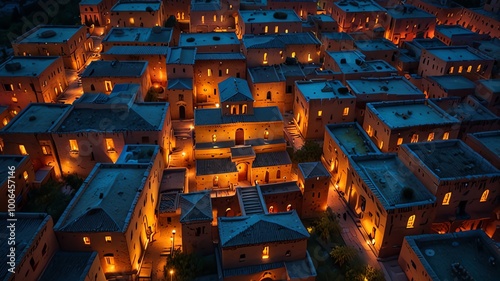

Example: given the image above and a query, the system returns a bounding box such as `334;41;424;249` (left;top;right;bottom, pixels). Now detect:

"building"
330;0;386;33
0;155;34;211
363;99;460;152
384;4;436;45
475;79;500;115
217;211;316;281
54;159;162;279
346;154;436;258
80;60;151;99
434;25;490;46
12;25;93;70
320;32;355;54
0;213;59;281
194;77;291;190
242;32;321;68
101;45;168;87
305;14;338;38
194;52;247;106
399;230;500;281
189;0;236;33
0;103;71;179
293;80;356;139
109;0;165;28
297;162;330;218
353;39;399;63
345;76;425;124
163;0;190;24
166;47;196;118
247;66;286;113
398;140;500;234
411;0;463;26
430;96;500;139
260;181;303;216
421;75;476;99
465;130;500;169
268;0;317;20
0;56;68;112
100;27;173;52
418;46;495;80
179;32;240;53
51;87;170;177
79;0;116;35
0;107;12;129
179;191;213;255
460;7;500;38
236;9;302;38
323;50;398;84
38;251;106;281
322;123;380;198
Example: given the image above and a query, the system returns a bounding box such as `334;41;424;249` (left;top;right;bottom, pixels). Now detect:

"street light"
169;269;174;281
171;229;176;253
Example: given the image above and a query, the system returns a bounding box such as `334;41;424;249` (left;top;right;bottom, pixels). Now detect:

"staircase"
238;187;265;215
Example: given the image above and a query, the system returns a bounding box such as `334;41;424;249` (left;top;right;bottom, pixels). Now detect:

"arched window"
480;190;489;202
407;215;415;229
442;192;451;205
268;206;274;213
286;204;292;211
242;104;247;114
264;129;269;140
266;91;271;100
212;134;217;142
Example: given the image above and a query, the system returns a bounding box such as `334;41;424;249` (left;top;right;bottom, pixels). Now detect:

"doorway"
179;105;186;119
235;128;244;145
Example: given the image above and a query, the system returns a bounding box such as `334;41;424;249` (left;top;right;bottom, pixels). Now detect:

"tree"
330;245;358;267
164;15;177;28
292;140;322;163
362;265;385;281
164;249;202;281
145;88;158;102
314;211;341;243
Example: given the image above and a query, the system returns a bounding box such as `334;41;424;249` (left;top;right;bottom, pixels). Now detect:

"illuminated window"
366;16;369;23
476;64;481;72
406;215;415;229
220;15;223;22
226;68;229;75
41;145;51;155
367;125;373;137
442;192;451;205
262;246;269;259
285;29;288;33
83;237;91;245
69;139;79;152
308;53;312;61
213;14;216;22
443;132;449;140
19;145;27;155
480;190;489;202
23;171;28;180
11;96;17;103
291;52;296;58
263;52;268;64
274;26;278;33
287;204;292;211
379;141;383;150
212;134;217;142
201;16;204;24
317;110;322;117
264;25;268;33
264;130;269;140
208;69;212;77
105;236;112;242
458;65;463;73
466;65;472;73
2;118;8;126
411;134;419;143
449;66;454;74
105;138;115;151
269;206;274;213
104;255;114;265
397;137;403;146
129;17;134;25
427;132;434;142
105;80;113;92
343;107;349;116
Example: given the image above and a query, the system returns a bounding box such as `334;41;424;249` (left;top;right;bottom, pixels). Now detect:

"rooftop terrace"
243;32;321;49
111;1;161;12
426;75;475;91
406;230;500;281
387;5;435;19
194;107;282;126
426;46;492;61
469;130;500;159
0;56;61;77
179;32;239;48
38;251;99;281
334;0;385;12
352;154;435;209
346;77;424;97
402;140;500;179
327;50;397;74
103;45;169;55
167;47;196;64
248;66;285;83
103;27;172;43
326;123;379;156
81;60;147;77
3;103;69;133
259;181;301;195
367;100;459;129
435;25;476;37
296;80;354;100
56;164;148;232
15;25;83;44
239;9;301;23
354;39;398;52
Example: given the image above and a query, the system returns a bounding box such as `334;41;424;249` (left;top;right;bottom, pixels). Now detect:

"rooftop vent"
273;12;288;20
380;86;389;91
338;87;349;94
213;36;220;41
5;62;22;72
38;30;56;38
152;26;162;33
186;37;195;42
355;58;364;66
340;58;347;64
350;1;359;7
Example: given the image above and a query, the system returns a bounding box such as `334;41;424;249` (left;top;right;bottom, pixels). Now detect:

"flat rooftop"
387;5;435;19
80;0;102;4
327;50;397;74
0;56;61;77
56;164;148;232
3;104;69;133
426;75;475;91
239;9;301;23
469;130;500;159
116;145;159;164
103;45;169;55
367;100;459;129
354;39;398;52
426;46;491;61
326;123;379;156
55;103;167;132
0;156;28;186
402;140;500;179
111;1;161;12
81;60;147;77
334;0;385;12
346;77;424;96
243;32;321;49
259;181;300;195
408;38;446;49
103;27;172;43
179;32;239;48
436;25;476;37
352;154;435;209
406;231;500;281
248;66;285;83
296;80;355;100
160;168;186;193
477;79;500;93
15;25;83;44
194;106;282;126
436;97;499;121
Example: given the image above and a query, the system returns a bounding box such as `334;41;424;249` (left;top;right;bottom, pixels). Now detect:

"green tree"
314;211;341;243
330;245;358;267
164;249;202;281
292;140;322;163
363;265;385;281
145;88;159;102
164;15;177;28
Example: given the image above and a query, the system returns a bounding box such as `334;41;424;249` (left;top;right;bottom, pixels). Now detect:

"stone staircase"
238;187;265;215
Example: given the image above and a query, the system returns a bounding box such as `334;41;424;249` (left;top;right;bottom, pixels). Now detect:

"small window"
239;254;246;262
41;145;51;155
458;65;463;73
264;25;268;33
208;69;212;77
343;107;349;116
269;206;274;213
23;171;28;180
317;110;323;117
406;215;415;229
480;190;489;202
262;246;269;259
443;132;449;140
397;137;403;146
83;237;91;245
367;125;373;137
287;204;292;211
264;130;269;140
105;236;112;243
285;250;291;257
2;118;8;126
263;52;268;64
466;65;472;73
19;145;27;155
291;52;296;58
449;66;454;74
11;96;17;103
69;139;79;152
212;134;217;142
308;53;312;62
442;192;451;205
104;254;114;265
274;26;278;33
427;132;434;142
411;134;419;143
105;138;115;151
